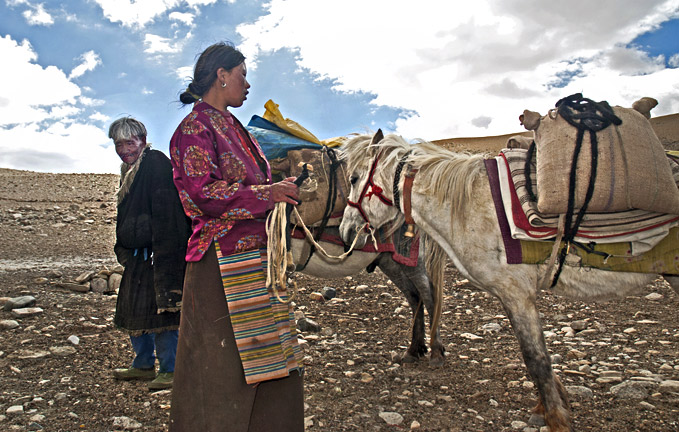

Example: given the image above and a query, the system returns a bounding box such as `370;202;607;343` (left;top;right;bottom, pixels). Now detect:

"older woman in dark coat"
109;117;190;391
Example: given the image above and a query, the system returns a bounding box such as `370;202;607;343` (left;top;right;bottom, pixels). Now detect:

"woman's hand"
270;177;299;204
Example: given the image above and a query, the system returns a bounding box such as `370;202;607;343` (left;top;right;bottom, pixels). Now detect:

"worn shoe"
112;367;156;381
148;372;174;390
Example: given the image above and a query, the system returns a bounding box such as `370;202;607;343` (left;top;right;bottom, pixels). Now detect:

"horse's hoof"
401;353;420;364
528;413;546;427
429;355;445;367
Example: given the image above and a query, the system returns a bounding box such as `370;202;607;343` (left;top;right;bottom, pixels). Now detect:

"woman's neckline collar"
196;100;231;115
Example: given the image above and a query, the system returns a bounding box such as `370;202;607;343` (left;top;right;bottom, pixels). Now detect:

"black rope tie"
550;93;622;287
524;140;537;202
393;149;414;211
296;147;341;272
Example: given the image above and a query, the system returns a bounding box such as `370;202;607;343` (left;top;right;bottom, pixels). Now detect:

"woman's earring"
221;82;227;88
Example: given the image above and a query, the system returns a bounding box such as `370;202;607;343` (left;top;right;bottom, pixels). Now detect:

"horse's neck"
410;193;458;258
409;176;495;285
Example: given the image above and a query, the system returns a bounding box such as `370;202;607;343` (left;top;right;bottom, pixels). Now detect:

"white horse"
338;130;679;432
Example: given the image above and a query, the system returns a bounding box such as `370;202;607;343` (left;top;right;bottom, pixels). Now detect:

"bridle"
346;150;394;231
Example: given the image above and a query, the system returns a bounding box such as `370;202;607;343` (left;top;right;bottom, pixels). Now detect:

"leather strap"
403;167;418;225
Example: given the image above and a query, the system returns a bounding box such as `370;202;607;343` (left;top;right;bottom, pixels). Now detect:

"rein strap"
403;167;418;226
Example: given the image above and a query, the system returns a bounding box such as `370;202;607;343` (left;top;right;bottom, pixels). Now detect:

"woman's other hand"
270;177;299;204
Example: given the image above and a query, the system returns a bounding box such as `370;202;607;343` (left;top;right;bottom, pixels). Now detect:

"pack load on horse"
246;100;445;364
338;95;679;432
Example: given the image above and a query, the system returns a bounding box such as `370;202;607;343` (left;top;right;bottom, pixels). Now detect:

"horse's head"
339;129;404;249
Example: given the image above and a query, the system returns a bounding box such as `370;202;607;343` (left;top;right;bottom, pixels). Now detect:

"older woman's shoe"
148;372;174;390
113;367;156;381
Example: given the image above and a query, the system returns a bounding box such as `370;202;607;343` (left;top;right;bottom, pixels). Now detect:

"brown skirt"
169;243;304;432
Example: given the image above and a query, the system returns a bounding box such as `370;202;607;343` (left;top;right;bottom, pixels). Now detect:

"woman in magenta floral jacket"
168;42;304;432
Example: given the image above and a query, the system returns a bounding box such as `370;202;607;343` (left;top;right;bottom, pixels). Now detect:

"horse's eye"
350;176;358;185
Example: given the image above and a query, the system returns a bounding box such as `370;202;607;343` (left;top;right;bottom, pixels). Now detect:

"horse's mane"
341;132;487;216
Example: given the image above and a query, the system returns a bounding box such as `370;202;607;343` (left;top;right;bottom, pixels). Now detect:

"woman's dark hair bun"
179;82;200;104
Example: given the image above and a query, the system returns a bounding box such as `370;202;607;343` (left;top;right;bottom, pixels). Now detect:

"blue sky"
1;0;678;173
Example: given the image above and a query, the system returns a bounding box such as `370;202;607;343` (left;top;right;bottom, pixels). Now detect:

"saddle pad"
498;149;679;255
485;158;679;274
519;226;679;276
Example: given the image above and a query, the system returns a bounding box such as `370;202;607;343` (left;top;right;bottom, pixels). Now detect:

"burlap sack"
269;148;349;226
532;105;679;215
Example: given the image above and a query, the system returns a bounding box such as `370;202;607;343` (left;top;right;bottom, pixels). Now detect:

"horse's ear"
371;129;384;145
632;97;658;120
519;110;541;131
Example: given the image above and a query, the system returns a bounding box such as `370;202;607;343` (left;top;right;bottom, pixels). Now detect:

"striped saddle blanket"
486;151;679;275
496;148;679;254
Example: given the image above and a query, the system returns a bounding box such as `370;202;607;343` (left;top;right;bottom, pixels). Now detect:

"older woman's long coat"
114;148;190;334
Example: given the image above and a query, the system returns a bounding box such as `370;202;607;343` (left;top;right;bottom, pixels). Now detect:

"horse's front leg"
398;260;445;366
497;291;571;432
375;254;428;362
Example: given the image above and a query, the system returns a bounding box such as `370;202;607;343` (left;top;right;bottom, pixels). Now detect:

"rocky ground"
1;167;679;432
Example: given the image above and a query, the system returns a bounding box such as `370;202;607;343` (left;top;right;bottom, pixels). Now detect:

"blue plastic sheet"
246;115;322;160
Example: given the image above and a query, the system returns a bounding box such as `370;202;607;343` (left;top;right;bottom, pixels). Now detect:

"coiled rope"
265;171;377;305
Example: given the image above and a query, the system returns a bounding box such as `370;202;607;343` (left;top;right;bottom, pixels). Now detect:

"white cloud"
93;0;180;27
144;33;181;54
90;112;110;122
0;122;118;173
669;53;679;68
93;0;216;28
0;35;80;125
22;3;54;26
0;35;117;173
169;11;194;25
69;51;102;79
185;0;219;6
237;0;679;139
175;65;193;81
79;96;105;107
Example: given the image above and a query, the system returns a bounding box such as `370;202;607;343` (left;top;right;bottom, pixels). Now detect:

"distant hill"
433;113;679;154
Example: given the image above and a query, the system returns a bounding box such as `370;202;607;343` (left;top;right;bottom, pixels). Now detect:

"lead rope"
266;202;297;304
292;207;379;255
266;202;378;304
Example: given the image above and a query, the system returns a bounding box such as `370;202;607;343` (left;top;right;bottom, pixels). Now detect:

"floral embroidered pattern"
181;112;206;135
219;151;246;183
178;190;203;218
206;110;231;141
171;146;181;166
183;146;212;177
203;182;239;200
250;185;270;201
222;208;253;221
234;235;265;253
197;220;235;255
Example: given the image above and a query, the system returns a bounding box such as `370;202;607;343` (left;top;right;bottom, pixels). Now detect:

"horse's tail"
423;233;446;343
